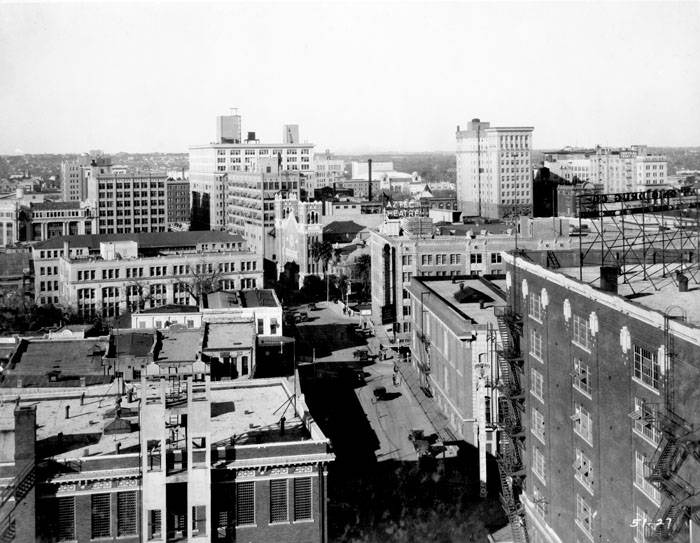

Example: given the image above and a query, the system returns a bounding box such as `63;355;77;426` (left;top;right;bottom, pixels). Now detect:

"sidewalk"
370;320;458;444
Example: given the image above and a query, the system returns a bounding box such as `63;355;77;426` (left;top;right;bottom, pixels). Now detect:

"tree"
310;240;333;301
352;253;371;302
173;258;223;306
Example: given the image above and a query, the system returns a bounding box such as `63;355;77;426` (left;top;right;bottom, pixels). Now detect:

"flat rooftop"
203;321;255;351
2;338;112;387
107;331;155;358
0;379;309;461
138;304;200;315
420;277;507;328
206;289;279;309
559;264;700;326
33;231;246;250
156;328;203;363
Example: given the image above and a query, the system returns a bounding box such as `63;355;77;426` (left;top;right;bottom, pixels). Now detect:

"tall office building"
226;158;304;258
190;115;314;231
456;119;534;219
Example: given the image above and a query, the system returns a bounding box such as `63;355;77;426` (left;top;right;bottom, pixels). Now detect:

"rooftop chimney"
599;266;619;293
368;159;373;201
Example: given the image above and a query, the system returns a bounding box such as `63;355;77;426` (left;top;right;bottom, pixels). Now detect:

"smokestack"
599;266;619;293
368;159;373;201
279;416;286;436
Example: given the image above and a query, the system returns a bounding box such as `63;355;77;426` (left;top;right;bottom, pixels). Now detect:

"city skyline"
1;2;699;154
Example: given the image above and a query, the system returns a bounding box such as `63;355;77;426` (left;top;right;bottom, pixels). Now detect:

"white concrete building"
313;152;344;191
189;124;314;230
456;118;534;218
31;231;262;312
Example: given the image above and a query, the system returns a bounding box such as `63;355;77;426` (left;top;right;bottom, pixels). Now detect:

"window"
573;359;591;396
572;313;591;350
147;439;161;471
192;505;206;536
117;491;137;536
575;494;593;536
635;451;661;503
533;446;546;483
532;485;547;517
91;493;111;538
633;345;661;391
450;254;461;265
421;255;433;266
270;479;288;523
635;506;650;543
56;496;75;541
573;403;593;444
293;477;312;521
633;397;660;444
236;481;255;526
575;449;594;493
402;272;412;283
531;368;544;402
470;253;482;264
257;319;264;335
529;292;543;321
531;406;545;443
530;329;543;360
491;252;502;264
148;509;162;540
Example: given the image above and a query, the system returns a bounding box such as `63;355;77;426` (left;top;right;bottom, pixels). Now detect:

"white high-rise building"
456;118;534;219
190;115;314;231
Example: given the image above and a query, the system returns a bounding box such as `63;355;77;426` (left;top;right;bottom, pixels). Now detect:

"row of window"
55;491;137;541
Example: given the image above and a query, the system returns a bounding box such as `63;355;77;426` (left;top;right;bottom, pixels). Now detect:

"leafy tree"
310;240;333;301
352;253;371;302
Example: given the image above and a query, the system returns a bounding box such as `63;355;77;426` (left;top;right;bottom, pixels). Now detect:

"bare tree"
173;258;223;306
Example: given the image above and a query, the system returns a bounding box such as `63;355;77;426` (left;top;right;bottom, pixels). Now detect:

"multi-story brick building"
165;178;191;229
501;252;700;543
31;231;261;312
89;171;168;234
0;373;333;543
456;118;534;218
406;275;507;496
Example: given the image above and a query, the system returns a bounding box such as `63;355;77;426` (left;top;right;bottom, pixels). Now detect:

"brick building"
407;275;507;496
0;373;333;543
165;178;191;229
501;252;700;543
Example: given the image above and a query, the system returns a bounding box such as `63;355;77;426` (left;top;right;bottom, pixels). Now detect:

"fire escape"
0;462;36;542
493;306;529;543
644;314;699;541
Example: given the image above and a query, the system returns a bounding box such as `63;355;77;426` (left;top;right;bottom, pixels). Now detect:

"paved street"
294;301;507;542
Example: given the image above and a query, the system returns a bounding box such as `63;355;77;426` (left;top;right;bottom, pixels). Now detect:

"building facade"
0;374;333;543
369;218;574;344
502;252;700;543
313;153;344;191
544;146;668;193
189;128;314;231
456;118;534;219
0;200;18;247
407;276;506;496
31;231;262;311
166;178;191;228
20;200;97;241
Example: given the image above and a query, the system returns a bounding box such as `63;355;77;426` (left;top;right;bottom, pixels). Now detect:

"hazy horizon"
1;1;699;155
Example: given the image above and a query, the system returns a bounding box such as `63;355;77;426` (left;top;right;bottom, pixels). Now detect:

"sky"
0;1;699;154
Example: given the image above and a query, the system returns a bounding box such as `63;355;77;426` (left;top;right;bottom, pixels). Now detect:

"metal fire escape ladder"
494;306;529;543
0;462;36;542
645;320;698;541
